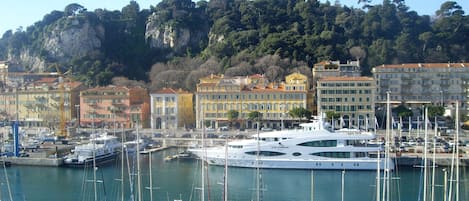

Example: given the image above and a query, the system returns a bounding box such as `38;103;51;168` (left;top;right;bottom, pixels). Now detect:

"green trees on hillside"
0;0;468;88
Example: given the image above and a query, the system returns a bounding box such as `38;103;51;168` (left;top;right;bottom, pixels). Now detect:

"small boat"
63;133;121;167
164;151;193;161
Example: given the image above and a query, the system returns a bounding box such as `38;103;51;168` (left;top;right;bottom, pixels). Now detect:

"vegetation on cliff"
0;0;467;90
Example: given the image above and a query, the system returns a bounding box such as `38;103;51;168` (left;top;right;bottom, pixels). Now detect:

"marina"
0;147;467;201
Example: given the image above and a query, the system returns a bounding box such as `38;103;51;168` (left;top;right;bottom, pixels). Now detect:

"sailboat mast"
201;125;205;201
149;151;153;201
256;121;260;201
431;117;437;201
121;126;125;201
92;115;97;201
223;133;228;201
136;121;142;201
382;91;391;201
424;107;428;201
455;102;459;201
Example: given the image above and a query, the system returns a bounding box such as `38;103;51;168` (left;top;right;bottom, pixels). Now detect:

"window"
311;152;351;158
298;140;337;147
245;151;286;156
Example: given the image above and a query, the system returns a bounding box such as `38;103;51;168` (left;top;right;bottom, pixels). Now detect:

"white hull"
189;116;395;171
190;149;393;170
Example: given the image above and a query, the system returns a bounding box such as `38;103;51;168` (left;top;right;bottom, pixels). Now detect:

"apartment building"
195;73;311;129
372;63;469;114
312;60;361;88
317;76;375;128
80;86;150;129
150;88;195;130
0;77;83;128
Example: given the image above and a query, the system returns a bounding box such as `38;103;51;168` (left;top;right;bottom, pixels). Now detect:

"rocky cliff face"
145;13;209;53
8;17;104;71
43;18;104;62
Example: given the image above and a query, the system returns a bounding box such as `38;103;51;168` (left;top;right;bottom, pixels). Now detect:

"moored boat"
189;116;393;170
63;133;121;167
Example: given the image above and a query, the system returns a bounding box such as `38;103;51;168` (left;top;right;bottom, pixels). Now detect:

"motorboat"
189;116;394;170
63;133;121;167
123;139;146;153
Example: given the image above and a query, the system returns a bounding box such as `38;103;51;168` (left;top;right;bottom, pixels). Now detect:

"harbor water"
1;148;468;201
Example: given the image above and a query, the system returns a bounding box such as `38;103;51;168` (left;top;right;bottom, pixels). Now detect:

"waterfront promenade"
2;127;469;167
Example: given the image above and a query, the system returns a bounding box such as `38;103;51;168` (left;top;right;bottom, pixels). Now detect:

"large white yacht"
63;133;121;167
189;117;394;170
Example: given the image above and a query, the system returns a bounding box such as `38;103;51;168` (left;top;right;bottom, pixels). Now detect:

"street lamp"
74;104;80;132
440;90;444;107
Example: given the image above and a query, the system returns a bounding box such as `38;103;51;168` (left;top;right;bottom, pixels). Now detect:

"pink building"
79;85;150;129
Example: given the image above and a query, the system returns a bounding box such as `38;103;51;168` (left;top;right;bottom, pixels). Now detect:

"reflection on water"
1;148;468;201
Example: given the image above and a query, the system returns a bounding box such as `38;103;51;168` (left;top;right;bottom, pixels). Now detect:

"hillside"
0;0;467;90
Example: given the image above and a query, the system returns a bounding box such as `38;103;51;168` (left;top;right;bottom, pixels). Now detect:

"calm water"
1;148;468;201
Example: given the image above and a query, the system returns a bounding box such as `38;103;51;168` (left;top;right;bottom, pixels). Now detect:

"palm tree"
226;110;239;129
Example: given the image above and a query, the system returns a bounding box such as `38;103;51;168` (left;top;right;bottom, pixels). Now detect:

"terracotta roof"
319;76;373;81
151;88;191;94
84;85;130;92
197;83;217;87
375;63;469;68
35;77;58;83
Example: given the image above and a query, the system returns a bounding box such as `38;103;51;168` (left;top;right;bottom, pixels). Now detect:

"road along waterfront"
1;147;468;201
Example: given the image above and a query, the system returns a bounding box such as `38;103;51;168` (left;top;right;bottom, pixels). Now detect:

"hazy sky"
1;0;468;35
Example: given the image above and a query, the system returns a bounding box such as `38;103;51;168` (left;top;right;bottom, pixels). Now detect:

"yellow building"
0;77;83;130
317;76;375;129
195;73;311;129
150;88;194;130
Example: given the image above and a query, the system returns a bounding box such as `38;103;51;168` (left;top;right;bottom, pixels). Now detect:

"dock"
140;146;169;154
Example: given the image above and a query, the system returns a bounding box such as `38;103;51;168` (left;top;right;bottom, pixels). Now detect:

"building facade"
195;73;311;129
150;88;195;130
0;78;83;129
372;63;469;114
317;76;375;129
80;86;150;129
312;60;361;88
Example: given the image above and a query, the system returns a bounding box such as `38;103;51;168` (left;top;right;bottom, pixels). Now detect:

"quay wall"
3;157;63;166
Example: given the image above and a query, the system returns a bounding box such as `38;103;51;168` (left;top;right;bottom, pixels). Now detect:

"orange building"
80;86;150;129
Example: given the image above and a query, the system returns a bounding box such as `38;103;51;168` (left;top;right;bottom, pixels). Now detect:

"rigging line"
2;159;13;201
206;159;211;201
80;161;89;201
189;158;200;201
100;167;108;201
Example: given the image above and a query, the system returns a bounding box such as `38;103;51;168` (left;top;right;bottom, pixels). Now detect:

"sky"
1;0;468;35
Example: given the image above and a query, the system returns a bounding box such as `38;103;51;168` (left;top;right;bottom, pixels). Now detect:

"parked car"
181;133;192;138
206;133;218;138
153;133;163;138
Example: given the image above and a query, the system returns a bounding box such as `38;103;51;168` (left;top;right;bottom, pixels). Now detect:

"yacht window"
355;152;366;158
298;140;337;147
292;152;301;156
245;151;286;156
311;152;351;158
229;145;243;149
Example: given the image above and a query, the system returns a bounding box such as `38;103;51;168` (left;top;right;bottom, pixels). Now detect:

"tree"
64;3;85;17
392;105;412;117
427;105;444;118
325;111;340;121
248;111;263;121
226;110;239;128
288;107;312;123
248;111;263;129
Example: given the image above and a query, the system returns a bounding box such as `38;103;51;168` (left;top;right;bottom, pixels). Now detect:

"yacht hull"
189;150;393;170
63;152;119;168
